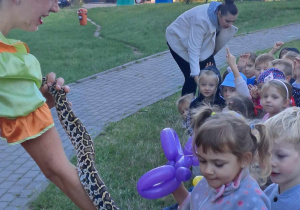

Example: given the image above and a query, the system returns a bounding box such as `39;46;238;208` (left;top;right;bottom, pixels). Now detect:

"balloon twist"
137;128;199;199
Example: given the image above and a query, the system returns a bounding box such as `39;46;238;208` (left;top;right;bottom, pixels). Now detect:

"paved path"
0;22;300;209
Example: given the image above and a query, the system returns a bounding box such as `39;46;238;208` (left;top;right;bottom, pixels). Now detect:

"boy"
255;53;275;81
269;59;293;83
264;107;300;210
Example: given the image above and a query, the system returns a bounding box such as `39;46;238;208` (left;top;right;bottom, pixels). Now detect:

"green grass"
30;39;300;209
7;1;300;84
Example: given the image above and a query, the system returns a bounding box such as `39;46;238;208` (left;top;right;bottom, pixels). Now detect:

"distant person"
166;0;238;96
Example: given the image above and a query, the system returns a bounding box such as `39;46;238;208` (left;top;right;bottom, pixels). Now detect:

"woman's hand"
40;72;70;109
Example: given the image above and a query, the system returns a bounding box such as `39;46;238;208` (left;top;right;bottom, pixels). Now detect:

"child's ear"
285;75;291;83
240;152;252;168
283;99;290;108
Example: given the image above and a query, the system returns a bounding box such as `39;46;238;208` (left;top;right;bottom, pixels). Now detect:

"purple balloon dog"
137;128;199;199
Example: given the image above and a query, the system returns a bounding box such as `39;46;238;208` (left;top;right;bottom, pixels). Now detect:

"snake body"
43;78;118;210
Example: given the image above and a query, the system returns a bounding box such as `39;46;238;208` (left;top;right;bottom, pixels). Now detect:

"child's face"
198;76;218;99
255;62;269;79
197;146;242;189
260;86;288;117
222;86;236;101
244;60;255;78
270;139;300;193
179;102;190;121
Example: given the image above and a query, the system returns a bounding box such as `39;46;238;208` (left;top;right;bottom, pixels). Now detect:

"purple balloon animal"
137;128;199;199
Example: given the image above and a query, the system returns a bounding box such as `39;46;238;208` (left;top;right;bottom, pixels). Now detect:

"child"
0;1;96;209
176;94;195;127
186;65;224;135
221;48;249;102
252;68;286;118
171;106;271;209
190;65;224;109
260;79;292;121
269;59;293;83
223;94;255;119
264;107;300;209
243;52;257;85
255;53;275;81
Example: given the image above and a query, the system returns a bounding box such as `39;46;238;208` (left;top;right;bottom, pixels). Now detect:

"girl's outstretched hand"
226;48;236;69
40;72;71;109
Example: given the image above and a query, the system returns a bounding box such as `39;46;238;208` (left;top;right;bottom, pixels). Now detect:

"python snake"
43;78;118;210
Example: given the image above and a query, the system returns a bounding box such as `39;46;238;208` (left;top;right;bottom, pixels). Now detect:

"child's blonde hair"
198;70;219;86
261;79;292;101
176;93;194;113
269;59;293;77
255;53;275;67
282;51;300;62
192;106;271;184
265;107;300;150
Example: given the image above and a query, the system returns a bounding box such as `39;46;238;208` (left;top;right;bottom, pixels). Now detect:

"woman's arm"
188;23;207;77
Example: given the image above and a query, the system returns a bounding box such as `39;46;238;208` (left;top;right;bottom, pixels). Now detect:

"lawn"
7;1;300;83
20;1;300;209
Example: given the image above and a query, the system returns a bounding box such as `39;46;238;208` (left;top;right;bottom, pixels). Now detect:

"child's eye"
215;163;224;168
277;154;286;159
198;158;206;163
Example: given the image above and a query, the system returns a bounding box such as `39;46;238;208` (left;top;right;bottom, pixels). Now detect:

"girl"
264;107;300;209
190;65;224;109
0;0;95;209
171;106;271;209
260;79;292;121
185;65;224;135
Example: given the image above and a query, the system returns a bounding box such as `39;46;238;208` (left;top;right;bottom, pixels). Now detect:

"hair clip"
250;124;255;130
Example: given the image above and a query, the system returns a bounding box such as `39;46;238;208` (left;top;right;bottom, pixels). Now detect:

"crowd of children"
170;42;300;209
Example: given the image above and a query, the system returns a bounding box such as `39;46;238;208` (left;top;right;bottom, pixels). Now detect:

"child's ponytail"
192;106;216;131
250;123;272;185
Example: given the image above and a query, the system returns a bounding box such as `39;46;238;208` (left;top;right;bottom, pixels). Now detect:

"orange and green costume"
0;32;54;145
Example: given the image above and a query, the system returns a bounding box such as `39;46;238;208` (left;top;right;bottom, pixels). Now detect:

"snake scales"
43;78;118;210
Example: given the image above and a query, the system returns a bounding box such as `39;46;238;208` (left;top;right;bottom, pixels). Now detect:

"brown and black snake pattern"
43;78;118;210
